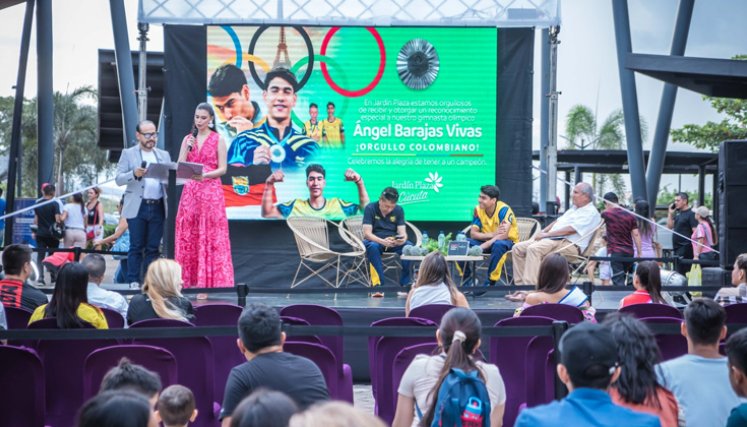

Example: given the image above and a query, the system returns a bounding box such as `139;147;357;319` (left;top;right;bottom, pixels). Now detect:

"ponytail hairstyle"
73;192;85;217
634;261;666;304
706;215;718;247
422;308;483;427
142;259;189;322
414;251;457;303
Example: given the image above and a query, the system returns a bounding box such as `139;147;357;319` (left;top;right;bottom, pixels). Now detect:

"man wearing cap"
515;322;660;426
601;192;641;286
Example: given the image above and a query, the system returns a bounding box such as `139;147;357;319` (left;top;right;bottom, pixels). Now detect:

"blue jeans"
364;239;412;286
462;238;514;285
115;259;129;284
126;201;164;283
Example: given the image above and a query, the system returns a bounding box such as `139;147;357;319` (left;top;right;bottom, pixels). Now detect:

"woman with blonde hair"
126;259;194;325
405;251;469;316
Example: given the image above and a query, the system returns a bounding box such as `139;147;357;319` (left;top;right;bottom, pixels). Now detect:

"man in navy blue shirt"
516;322;661;427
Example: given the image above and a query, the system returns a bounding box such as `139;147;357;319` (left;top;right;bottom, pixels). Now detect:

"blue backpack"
428;368;491;427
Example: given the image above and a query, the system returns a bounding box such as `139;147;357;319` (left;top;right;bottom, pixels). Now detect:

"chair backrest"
99;306;126;328
83;344;178;400
580;224;606;257
281;315;324;345
525;337;556;407
28;316;96;329
641;316;688;362
280;304;344;366
287;216;330;258
283;341;342;400
129;318;195;328
620;303;682;319
405;221;423;247
0;346;46;427
4;306;32;329
725;303;747;325
194;303;243;326
390;342;439;419
521;304;585;324
409;304;455;324
516;217;541;242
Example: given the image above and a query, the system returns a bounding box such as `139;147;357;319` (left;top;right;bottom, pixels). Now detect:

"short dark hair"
208;64;248;98
229;389;298;427
684;298;726;345
157;385;195;426
135;120;155;134
42;183;56;196
264;67;297;92
238;304;282;353
480;185;500;200
603;192;618;203
327;101;335;109
305;164;326;178
309;103;318;110
381;187;399;202
77;390;153;427
727;329;747;377
100;357;162;399
2;244;32;275
81;253;106;280
675;192;689;201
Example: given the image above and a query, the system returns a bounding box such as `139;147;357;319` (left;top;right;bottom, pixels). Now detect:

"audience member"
127;259;194;325
61;193;87;248
656;299;740;426
228;389;298;427
0;244;48;311
393;307;506;427
601;192;641;286
0;302;6;331
585;235;611;285
82;253;129;320
291;401;386;427
725;328;747;426
28;263;108;329
100;357;162;409
619;261;667;308
94;196;130;283
602;313;680;427
33;183;62;284
692;206;718;263
666;192;697;275
76;389;158;427
634;200;659;259
515;322;660;427
41;248;75;283
405;251;469;316
715;253;747;306
514;254;596;321
156;385;198;427
220;303;328;426
512;182;601;285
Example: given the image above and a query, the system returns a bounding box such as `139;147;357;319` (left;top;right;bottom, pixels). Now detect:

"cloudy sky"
0;0;744;197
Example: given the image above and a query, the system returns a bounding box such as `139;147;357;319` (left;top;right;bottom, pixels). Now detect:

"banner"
207;26;497;221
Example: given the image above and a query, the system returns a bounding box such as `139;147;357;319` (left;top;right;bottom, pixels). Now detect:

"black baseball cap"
560;322;618;384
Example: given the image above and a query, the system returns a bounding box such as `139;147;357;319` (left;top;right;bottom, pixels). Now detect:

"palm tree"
52;86;100;193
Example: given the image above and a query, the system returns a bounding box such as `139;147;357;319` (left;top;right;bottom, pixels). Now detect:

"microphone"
189;127;198;151
137;161;146;181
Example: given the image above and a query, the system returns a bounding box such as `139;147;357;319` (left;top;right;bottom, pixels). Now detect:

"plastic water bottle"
456;231;466;242
437;230;445;250
461;397;483;427
421;231;429;246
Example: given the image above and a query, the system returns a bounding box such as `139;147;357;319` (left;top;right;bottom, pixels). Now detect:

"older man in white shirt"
512;182;602;285
81;254;129;322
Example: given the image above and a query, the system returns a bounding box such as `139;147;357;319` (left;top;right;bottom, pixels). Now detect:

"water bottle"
456;231;466;242
437;230;445;250
421;231;429;246
461;397;483;427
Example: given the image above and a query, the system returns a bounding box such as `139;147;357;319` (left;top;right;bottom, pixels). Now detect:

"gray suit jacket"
116;145;172;219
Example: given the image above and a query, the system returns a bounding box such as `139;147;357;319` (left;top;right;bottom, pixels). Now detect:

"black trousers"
36;235;60;282
674;244;694;275
610;250;633;287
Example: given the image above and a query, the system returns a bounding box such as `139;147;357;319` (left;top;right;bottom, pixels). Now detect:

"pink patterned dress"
175;131;234;288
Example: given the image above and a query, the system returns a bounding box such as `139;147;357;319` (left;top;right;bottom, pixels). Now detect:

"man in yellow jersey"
302;103;322;143
321;101;344;147
463;185;519;286
261;164;369;220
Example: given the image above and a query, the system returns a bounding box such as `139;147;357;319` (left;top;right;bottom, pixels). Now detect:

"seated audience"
619;261;667;308
127;259;194;325
514;254;596;321
405;251;468;316
0;303;6;330
393;307;506;427
100;357;162;409
602;312;680;427
156;385;198;427
28;263;108;329
0;244;48;311
725;328;747;426
82;253;129;320
76;390;158;427
220;303;328;426
291;401;386;427
228;389;298;427
93;196;130;283
515;322;660;427
715;253;747;306
656;299;740;427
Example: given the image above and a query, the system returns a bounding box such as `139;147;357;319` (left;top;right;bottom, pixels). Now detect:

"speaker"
718;140;747;268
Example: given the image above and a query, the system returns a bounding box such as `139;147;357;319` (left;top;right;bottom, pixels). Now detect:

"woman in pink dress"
175;103;234;296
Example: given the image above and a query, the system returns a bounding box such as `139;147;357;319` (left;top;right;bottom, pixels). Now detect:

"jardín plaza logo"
390;171;444;204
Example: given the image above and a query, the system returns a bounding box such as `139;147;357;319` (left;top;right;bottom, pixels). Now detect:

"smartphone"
395;235;406;240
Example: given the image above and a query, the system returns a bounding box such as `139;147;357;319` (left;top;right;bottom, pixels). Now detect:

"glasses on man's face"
140;132;157;140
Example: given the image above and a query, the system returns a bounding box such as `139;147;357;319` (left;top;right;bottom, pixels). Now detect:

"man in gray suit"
116;120;172;285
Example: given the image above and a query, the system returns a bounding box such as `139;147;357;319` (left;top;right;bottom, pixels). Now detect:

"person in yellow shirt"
29;263;108;329
321;101;344;148
302;103;322;143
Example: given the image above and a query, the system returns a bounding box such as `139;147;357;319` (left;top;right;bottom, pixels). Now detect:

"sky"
0;0;745;200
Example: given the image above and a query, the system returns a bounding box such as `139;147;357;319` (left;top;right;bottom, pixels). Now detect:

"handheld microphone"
189;127;198;151
137;161;147;181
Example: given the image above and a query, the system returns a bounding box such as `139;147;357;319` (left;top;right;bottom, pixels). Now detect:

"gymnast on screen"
208;64;262;141
226;67;319;169
261;163;369;221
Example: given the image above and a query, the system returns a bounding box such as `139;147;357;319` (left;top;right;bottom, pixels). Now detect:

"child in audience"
619;261;667;308
290;401;386;427
156;385;198;427
405;251;469;316
725;328;747;426
228;389;298;427
100;357;162;409
585;235;611;285
76;390;158;427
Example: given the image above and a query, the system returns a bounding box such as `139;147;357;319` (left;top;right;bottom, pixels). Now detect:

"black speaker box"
718;140;747;268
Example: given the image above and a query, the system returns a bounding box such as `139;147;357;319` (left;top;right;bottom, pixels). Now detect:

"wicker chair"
558;222;606;283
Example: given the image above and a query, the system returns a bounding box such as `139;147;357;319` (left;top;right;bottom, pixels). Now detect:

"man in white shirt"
511;182;601;285
81;253;128;321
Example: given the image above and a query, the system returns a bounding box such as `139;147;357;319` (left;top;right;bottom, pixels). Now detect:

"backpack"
427;368;491;427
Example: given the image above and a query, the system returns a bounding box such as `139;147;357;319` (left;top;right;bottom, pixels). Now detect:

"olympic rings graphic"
320;27;386;98
247;25;315;91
